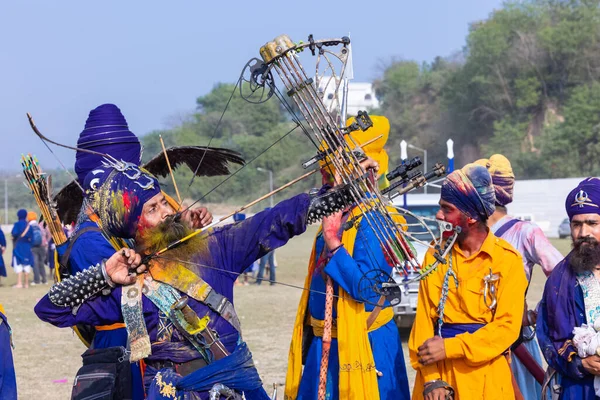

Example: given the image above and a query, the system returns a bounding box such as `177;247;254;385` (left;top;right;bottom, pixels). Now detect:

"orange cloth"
408;231;527;400
95;323;126;331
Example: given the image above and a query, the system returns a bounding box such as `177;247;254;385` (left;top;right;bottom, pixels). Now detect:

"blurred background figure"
27;211;47;286
255;250;276;286
11;209;32;289
0;228;6;287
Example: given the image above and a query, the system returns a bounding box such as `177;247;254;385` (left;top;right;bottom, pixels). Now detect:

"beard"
136;214;193;255
570;237;600;274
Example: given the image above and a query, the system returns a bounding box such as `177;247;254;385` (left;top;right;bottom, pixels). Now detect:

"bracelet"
101;259;116;288
328;243;344;255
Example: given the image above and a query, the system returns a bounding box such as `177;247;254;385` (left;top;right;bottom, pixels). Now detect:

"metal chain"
436;250;458;337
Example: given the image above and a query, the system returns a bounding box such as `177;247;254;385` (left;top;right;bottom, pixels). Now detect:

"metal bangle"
101;259;116;288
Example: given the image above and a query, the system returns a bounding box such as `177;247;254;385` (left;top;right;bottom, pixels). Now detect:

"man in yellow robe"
409;163;527;400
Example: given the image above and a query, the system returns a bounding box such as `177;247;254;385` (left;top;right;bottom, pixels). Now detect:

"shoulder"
493;236;522;260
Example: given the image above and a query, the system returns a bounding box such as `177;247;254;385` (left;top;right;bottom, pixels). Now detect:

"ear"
466;216;478;225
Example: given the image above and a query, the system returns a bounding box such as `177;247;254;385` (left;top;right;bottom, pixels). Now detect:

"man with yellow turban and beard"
476;154;562;400
409;163;527;400
285;116;411;400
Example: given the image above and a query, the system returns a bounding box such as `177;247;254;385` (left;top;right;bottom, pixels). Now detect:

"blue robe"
297;213;410;400
537;255;597;399
35;194;310;400
0;311;17;400
0;230;7;277
11;220;32;266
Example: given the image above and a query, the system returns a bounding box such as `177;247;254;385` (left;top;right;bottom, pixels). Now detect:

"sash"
146;342;269;400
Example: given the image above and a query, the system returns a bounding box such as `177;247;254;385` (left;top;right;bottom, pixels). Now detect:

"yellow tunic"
409;231;527;400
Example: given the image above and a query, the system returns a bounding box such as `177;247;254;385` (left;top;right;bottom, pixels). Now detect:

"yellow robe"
408;231;527;400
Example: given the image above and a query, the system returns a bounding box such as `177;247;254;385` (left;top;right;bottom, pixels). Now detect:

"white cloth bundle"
572;321;600;395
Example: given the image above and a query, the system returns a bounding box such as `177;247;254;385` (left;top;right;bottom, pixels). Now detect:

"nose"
435;209;444;221
579;223;593;239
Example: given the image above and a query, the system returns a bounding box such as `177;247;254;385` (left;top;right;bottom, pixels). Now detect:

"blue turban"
75;104;142;184
17;209;27;220
565;177;600;220
85;163;160;239
441;163;496;221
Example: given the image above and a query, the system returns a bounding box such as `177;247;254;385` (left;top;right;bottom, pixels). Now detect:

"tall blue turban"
565;177;600;221
85;163;161;239
441;163;496;221
75;104;142;184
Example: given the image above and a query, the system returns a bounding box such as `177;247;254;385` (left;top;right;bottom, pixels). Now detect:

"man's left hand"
182;207;213;229
418;336;447;365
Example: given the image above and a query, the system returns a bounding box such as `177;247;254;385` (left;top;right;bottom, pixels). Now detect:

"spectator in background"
11;209;33;289
0;229;6;287
255;251;276;286
27;211;47;285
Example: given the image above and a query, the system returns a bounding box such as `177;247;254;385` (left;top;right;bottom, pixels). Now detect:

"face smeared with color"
436;199;471;238
136;193;175;237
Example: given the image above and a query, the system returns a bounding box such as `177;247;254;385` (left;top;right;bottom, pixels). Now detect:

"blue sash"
437;322;485;338
146;342;269;400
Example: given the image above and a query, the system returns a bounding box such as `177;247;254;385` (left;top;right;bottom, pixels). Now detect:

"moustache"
574;237;599;247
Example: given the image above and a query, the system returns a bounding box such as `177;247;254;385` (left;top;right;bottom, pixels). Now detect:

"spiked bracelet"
48;262;110;308
307;184;353;224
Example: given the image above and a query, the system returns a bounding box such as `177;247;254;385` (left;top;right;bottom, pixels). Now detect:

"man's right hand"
424;387;449;400
105;248;146;286
582;355;600;375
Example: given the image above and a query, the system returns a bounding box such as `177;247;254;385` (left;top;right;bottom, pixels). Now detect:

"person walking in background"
27;211;47;285
255;250;276;285
0;229;6;287
11;209;33;289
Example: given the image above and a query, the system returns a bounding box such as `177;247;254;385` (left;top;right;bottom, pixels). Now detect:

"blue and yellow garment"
285;209;410;400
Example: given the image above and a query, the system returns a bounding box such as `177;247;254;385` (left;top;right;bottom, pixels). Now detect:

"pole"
446;139;455;173
400;141;408;208
4;177;7;225
268;170;274;208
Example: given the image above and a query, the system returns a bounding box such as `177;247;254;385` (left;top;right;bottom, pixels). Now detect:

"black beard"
570;237;600;274
136;214;192;255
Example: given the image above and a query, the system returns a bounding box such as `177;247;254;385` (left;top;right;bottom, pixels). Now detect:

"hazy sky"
0;0;503;171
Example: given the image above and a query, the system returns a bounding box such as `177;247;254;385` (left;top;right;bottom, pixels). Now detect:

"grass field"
0;228;572;399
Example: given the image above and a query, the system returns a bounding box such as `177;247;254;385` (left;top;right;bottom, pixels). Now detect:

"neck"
456;225;489;258
487;208;507;227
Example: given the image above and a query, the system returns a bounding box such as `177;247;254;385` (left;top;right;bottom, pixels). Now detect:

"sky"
0;0;504;172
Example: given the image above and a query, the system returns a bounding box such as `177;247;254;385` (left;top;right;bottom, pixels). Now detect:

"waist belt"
147;358;208;377
95;323;126;331
436;321;485;338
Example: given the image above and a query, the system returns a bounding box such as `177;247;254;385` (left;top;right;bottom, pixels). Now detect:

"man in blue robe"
11;209;33;289
35;161;351;399
538;177;600;399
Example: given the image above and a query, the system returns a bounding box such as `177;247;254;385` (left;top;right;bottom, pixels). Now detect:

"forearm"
34;262;119;327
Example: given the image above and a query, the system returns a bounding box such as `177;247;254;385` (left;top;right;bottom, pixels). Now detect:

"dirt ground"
0;228;572;399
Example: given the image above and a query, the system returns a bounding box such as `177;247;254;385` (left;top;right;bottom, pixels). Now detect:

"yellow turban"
320;115;391;190
474;154;515;206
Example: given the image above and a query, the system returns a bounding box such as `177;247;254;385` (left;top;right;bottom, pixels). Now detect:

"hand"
424;387;450;400
322;211;343;250
418;336;447;365
582;355;600;375
181;207;213;229
105;248;146;286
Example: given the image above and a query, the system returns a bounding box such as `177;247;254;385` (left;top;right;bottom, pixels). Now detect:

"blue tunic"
297;213;410;400
35;193;310;400
0;230;7;277
537;256;597;399
66;220;143;399
0;311;17;400
11;220;32;266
